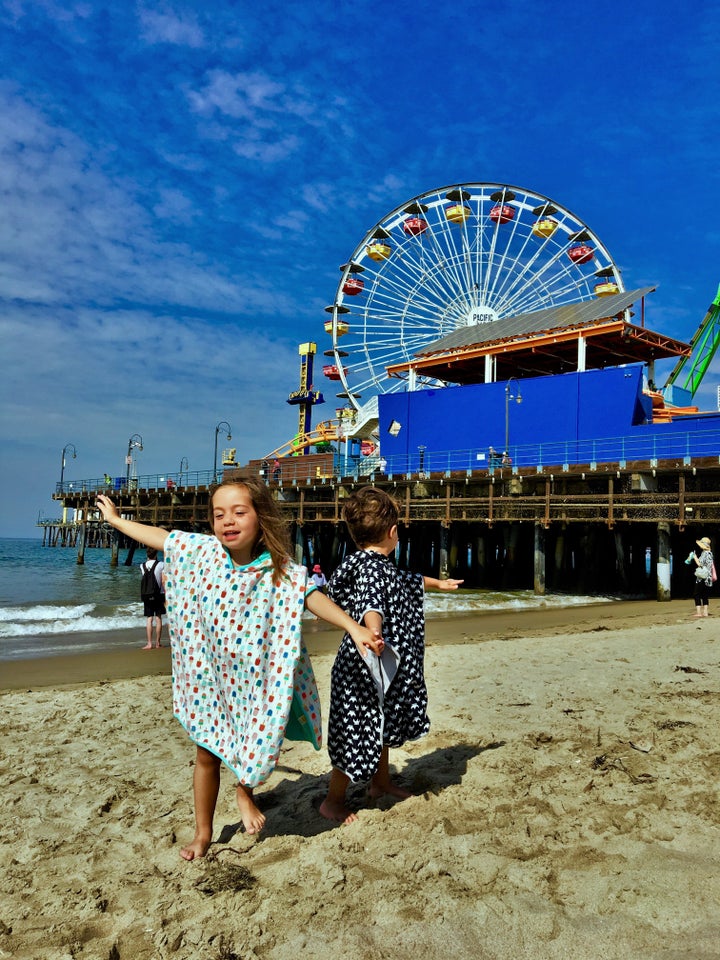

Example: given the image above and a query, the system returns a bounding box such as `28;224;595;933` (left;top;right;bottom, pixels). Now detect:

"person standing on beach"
311;563;327;591
139;547;165;649
319;486;463;824
96;479;382;861
689;535;714;618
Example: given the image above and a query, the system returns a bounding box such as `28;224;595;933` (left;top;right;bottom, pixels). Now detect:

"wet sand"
1;598;718;958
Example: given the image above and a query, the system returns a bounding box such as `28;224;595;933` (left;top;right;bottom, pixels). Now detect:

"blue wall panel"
378;365;720;472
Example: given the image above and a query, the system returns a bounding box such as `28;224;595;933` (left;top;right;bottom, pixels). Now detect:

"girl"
96;478;382;860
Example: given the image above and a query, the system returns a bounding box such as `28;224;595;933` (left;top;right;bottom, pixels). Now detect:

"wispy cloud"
137;4;206;48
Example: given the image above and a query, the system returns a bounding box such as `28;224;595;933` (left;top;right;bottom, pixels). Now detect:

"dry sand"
1;599;718;960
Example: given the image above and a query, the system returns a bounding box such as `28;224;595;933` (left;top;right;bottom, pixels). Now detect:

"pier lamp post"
214;421;232;483
60;443;77;491
179;456;189;486
418;444;427;476
126;433;144;487
504;378;523;460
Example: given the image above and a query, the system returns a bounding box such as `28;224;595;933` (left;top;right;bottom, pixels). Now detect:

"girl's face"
212;484;261;565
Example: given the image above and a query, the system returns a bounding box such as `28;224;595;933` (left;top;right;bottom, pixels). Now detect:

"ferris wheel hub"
465;305;498;325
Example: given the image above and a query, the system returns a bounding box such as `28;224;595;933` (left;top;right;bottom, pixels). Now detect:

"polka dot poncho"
163;530;321;787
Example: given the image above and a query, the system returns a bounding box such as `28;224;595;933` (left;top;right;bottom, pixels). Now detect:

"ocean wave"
424;591;613;615
0;604;96;623
0;604;145;638
0;591;613;643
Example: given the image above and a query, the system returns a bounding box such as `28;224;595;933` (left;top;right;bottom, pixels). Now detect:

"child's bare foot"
141;644;152;650
369;780;413;801
180;834;212;861
319;798;358;824
236;784;265;834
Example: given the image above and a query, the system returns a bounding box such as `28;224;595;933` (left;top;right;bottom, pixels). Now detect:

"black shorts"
143;597;166;617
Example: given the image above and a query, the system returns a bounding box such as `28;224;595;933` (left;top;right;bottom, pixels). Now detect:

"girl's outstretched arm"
96;495;170;551
305;589;384;656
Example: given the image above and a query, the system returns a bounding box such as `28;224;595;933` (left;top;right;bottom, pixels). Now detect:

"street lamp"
418;444;427;476
60;443;77;490
214;421;232;482
179;456;189;486
504;378;523;459
126;433;143;487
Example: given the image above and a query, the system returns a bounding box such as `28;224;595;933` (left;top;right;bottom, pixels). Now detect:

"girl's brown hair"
342;486;399;548
209;477;292;580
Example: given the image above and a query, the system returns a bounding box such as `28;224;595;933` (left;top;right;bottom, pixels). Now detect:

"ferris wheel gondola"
324;183;624;410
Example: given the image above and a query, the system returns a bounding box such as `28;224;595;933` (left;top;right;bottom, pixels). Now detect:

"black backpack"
140;559;161;600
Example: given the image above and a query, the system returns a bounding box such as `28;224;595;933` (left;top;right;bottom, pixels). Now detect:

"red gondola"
489;204;515;224
342;276;364;295
323;364;346;381
568;243;594;264
403;217;428;236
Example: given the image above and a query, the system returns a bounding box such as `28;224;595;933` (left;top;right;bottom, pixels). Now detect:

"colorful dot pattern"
163;530;322;787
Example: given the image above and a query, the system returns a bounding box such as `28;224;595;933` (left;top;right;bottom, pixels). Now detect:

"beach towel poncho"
163;530;322;788
326;550;429;782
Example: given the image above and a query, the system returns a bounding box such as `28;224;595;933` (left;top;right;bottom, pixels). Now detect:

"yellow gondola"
594;281;619;297
367;242;391;261
532;217;558;239
324;319;350;336
445;204;471;224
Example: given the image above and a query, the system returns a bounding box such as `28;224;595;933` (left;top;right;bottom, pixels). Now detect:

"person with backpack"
140;546;165;648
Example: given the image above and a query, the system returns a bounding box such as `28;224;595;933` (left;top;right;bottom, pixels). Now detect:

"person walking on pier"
689;535;715;618
139;547;165;649
319;486;463;825
95;480;382;861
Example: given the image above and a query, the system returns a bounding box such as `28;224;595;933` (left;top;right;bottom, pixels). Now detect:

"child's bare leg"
142;618;152;650
236;783;265;834
319;768;357;824
369;746;412;801
154;616;163;647
180;746;220;861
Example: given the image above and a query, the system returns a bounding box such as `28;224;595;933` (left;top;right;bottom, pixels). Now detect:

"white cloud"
137;4;205;48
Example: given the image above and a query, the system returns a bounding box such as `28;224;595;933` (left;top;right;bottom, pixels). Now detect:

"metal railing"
53;424;720;496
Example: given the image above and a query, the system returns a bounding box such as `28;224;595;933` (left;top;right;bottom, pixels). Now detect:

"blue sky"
1;0;720;537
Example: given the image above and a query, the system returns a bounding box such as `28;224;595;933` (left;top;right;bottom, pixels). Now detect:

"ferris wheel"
323;183;624;410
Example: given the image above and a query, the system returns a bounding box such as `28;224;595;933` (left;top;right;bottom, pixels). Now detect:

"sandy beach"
1;598;718;959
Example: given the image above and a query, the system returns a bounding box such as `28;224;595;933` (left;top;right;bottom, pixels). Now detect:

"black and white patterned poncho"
326;550;430;782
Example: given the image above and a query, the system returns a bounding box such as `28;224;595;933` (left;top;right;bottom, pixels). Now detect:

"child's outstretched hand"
426;577;464;591
96;494;119;523
438;578;463;591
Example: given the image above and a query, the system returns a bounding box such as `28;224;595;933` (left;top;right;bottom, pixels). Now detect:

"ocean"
0;538;612;662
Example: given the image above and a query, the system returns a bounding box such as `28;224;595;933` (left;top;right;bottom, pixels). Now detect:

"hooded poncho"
163;530;321;787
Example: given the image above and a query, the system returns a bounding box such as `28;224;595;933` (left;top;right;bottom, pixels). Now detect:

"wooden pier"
46;452;720;601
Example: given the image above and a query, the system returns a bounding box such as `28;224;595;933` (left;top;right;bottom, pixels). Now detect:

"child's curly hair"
209;477;292;580
342;486;399;548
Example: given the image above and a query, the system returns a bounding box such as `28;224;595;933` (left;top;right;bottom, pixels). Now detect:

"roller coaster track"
264;420;346;460
665;283;720;397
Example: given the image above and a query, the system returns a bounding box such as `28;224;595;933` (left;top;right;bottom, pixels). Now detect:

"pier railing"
55;469;217;495
54;425;720;495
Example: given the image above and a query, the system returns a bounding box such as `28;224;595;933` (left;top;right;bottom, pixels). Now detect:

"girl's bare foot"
369;780;413;801
319;798;358;824
180;834;212;861
236;784;265;834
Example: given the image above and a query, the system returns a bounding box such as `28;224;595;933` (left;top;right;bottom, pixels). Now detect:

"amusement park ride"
263;183;719;468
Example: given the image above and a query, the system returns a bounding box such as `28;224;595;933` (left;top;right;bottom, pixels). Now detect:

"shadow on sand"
215;738;505;846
